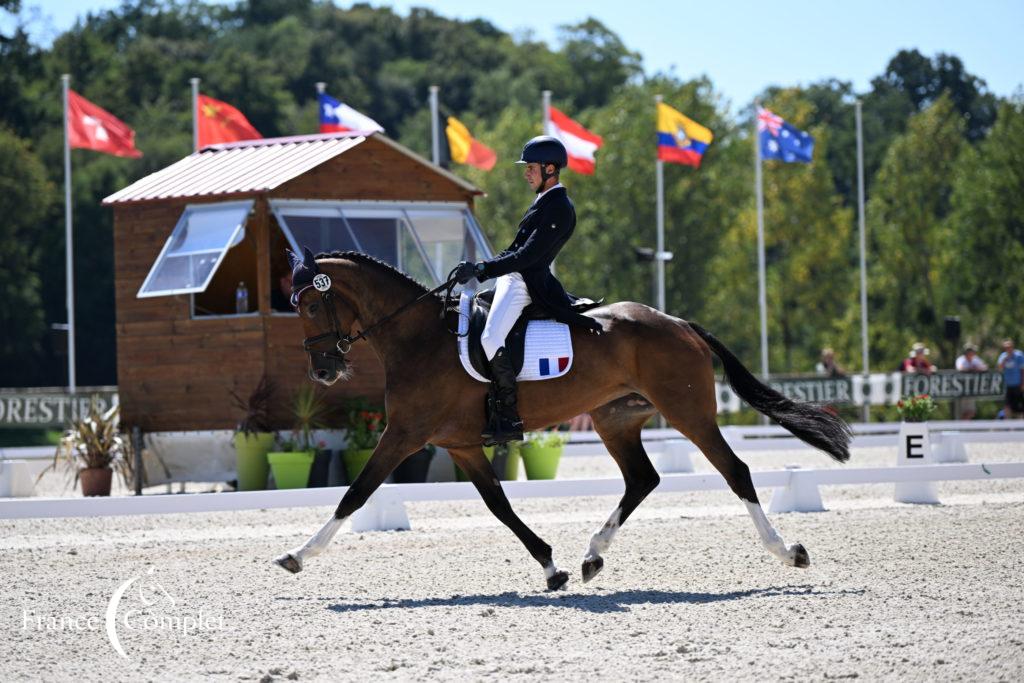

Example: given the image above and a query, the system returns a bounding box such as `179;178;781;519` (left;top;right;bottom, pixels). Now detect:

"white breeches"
480;273;532;361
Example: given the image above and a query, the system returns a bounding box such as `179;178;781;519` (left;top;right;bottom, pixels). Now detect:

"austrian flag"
546;106;603;175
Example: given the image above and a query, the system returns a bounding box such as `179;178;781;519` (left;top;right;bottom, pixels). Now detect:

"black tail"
689;322;851;463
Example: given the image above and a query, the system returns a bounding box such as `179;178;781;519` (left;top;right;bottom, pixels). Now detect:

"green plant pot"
490;442;521;480
343;448;375;482
455;446;494;482
233;432;275;491
520;443;563;480
267;450;315;489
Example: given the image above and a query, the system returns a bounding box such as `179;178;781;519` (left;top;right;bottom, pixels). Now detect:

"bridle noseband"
300;289;353;363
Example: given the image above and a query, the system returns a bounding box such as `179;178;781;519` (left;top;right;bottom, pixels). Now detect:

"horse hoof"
274;553;302;574
790;543;810;568
581;556;604;583
546;570;570;591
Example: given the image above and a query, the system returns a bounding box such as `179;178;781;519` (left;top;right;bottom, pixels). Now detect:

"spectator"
997;339;1024;419
955;343;988;420
899;342;935;374
815;347;845;377
270;271;294;312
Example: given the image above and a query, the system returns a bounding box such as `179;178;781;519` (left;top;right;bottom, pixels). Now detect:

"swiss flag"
197;94;262;147
546;106;603;175
67;90;142;158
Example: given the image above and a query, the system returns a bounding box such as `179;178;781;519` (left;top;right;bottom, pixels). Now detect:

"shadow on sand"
275;584;865;615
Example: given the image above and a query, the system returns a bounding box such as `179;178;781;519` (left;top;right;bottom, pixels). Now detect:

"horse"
274;249;851;590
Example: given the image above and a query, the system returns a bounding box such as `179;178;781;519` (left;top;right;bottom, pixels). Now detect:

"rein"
300;266;464;362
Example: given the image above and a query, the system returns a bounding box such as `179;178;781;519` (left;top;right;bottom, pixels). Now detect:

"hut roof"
102;131;482;205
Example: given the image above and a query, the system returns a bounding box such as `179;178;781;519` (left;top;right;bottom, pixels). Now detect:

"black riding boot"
482;347;524;446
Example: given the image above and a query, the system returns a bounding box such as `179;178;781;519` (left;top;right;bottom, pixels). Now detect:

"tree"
944;97;1024;344
867;94;964;367
0;128;55;385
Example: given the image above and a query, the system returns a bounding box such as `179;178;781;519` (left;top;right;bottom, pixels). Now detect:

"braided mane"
315;250;440;300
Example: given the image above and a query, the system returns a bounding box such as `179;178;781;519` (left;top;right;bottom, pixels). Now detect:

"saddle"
459;289;602;382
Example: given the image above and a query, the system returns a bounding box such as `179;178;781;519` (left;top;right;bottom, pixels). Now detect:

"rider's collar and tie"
530;182;563;206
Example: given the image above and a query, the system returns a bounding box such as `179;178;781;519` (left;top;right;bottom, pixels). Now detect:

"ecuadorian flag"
657;102;713;167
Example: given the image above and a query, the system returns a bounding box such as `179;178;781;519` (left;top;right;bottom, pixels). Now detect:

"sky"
7;0;1023;112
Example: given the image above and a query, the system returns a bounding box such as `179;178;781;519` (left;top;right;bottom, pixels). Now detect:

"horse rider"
454;135;602;445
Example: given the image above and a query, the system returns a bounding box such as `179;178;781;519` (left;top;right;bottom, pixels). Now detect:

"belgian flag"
437;115;496;171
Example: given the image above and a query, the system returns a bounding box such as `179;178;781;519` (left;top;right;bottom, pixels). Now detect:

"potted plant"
48;398;134;497
393;444;436;484
521;431;569;480
230;376;276;491
342;401;386;482
895;393;939;503
267;385;331;489
455;442;521;481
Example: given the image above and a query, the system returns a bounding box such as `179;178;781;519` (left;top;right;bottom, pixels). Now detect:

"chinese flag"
197;94;261;147
67;90;142;158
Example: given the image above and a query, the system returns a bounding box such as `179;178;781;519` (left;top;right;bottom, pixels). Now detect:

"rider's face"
524;162;543;190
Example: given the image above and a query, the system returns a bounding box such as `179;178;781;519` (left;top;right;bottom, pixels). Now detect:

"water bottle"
235;281;249;314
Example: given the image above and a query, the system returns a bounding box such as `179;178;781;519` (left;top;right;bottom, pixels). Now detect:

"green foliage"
343;399;386;451
896;394;937;422
0;128;53;384
47;398;134;487
868;95;964;367
525;430;569;448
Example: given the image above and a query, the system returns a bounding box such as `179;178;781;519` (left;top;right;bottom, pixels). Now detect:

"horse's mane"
315;250;441;300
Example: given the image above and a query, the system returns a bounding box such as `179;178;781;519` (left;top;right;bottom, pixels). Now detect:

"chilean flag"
545;106;603;175
319;93;384;134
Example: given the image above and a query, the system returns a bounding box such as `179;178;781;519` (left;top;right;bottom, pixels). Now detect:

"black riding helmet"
516;135;567;189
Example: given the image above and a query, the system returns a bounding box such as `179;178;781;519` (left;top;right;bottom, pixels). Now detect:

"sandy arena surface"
2;442;1024;681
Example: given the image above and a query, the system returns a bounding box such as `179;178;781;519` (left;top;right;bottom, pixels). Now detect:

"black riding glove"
453;261;482;285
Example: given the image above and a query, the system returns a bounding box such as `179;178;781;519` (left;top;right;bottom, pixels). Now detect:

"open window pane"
138;201;253;298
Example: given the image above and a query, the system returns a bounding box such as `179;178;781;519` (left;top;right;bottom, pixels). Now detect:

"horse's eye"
308;302;319;316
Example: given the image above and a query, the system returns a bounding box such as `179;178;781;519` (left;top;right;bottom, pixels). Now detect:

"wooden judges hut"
104;132;488;433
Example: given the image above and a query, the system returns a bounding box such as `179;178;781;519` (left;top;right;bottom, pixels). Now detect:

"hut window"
272;201;492;285
137;201;254;298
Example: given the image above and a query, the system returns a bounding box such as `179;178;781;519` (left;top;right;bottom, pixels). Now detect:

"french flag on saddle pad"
318;93;384;134
539;357;570;376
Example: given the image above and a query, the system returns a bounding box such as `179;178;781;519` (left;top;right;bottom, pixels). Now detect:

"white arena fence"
2;419;1023;527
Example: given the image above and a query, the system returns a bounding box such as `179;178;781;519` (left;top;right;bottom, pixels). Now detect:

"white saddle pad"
457;292;574;383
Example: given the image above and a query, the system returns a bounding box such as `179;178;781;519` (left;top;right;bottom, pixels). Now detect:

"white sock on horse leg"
290;515;345;564
744;500;790;560
585;507;622;560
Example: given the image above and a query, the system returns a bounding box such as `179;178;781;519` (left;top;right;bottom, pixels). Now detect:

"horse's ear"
286;249;303;271
302;246;319;273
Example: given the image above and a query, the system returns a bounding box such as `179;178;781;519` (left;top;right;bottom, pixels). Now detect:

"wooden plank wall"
114;138;471;433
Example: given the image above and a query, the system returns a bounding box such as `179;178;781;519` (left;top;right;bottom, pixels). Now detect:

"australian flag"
757;107;814;163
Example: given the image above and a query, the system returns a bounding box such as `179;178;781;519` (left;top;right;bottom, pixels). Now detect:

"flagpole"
190;77;199;151
856;99;870;422
542;90;551;134
61;74;77;394
315;81;326;135
654;94;666;312
754;104;769;379
429;85;440;165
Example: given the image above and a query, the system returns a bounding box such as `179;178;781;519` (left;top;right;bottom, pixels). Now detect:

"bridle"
295;266;464;364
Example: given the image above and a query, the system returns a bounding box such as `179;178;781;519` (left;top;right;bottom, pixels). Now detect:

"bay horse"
274;250;851;590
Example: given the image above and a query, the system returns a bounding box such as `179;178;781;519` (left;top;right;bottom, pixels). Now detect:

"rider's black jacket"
479;186;601;332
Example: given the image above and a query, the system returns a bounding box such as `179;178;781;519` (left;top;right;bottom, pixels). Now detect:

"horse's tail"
689;322;852;463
